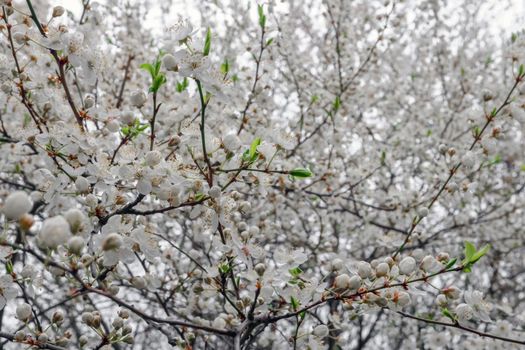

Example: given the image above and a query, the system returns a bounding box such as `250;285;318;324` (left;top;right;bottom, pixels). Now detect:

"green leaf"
441;308;455;322
266;38;274;46
380;150;386;166
220;59;229;75
444;257;457;270
258;4;266;28
289;267;303;277
463;241;476;263
470;244;490;264
333;96;341;112
140;63;155;79
176;78;189;93
290;296;300;311
519;64;525;78
249;137;261;159
289;168;313;178
203;28;212;56
149;73;167;93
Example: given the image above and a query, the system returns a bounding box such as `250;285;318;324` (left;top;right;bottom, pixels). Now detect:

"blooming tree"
0;0;524;349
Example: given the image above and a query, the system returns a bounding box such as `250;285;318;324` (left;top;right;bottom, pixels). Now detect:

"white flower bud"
212;317;226;329
52;6;65;17
375;262;390;277
254;263;266;276
436;294;448;306
313;324;329;337
396;291;411;307
67;236;85;255
52;310;64;325
130;90;147;107
102;233;123;251
1;81;11;94
330;258;344;271
64;208;85;233
455;303;474;322
84;94;95;109
208;186;221;198
79;335;88;346
421;255;439;272
81;312;94;324
38;333;48;343
162;54;178;71
75;176;90;193
16;303;32;321
442;286;461;299
118;309;130;319
417;207;429;218
357;261;373;279
14;330;26;341
3;191;33;220
145;150;162;166
131;276;147;289
112;317;124;329
39;216;72;249
348;275;362;290
334;273;351;290
399;256;416;275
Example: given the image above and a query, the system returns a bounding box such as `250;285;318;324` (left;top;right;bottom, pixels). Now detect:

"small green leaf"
257;4;266;28
140;63;155;79
266;38;274;46
177;78;189;93
249;137;261;159
220;59;229;75
519;64;524;77
380;150;386;166
289;267;302;277
463;241;476;263
203;28;212;56
289;168;313;178
444;257;457;270
470;244;490;264
290;296;300;311
333;96;341;112
441;308;455;322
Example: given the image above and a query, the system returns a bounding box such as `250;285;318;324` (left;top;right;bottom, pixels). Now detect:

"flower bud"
208;186;221;199
131;276;146;289
14;330;26;341
52;6;65;17
3;191;33;220
396;291;411;307
330;258;344;271
399;256;416;275
112;317;124;329
130;90;147;107
334;274;354;290
313;324;329;337
16;303;32;321
75;176;90;193
254;263;266;276
357;261;373;279
39;215;72;249
442;286;461;299
417;207;429;218
145;150;162;166
81;312;94;325
436;294;447;306
118;309;130;319
162;54;178;71
102;233;123;251
67;236;85;255
37;333;48;343
79;335;88;346
84;94;95;109
52;310;64;325
375;262;390;277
